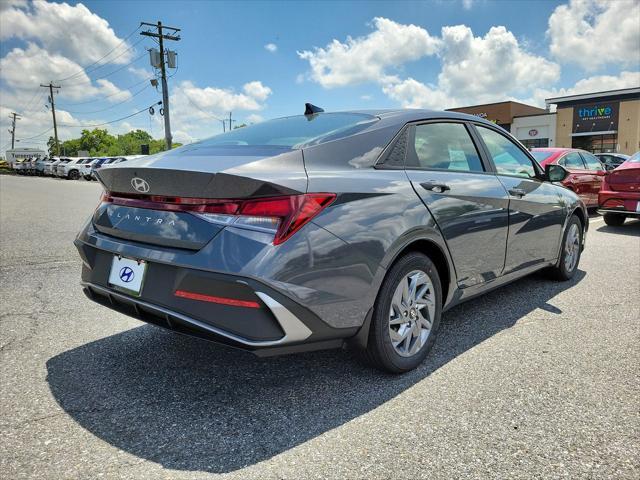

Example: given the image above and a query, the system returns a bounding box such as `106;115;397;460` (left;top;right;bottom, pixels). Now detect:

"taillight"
100;192;336;245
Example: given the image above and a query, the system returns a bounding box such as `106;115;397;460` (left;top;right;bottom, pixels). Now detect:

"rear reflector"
101;192;336;245
174;289;261;308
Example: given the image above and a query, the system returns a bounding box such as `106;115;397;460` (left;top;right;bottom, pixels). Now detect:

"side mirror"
595;169;608;176
545;163;568;182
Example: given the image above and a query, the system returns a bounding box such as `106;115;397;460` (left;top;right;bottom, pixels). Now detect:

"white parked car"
90;157;127;179
54;158;73;177
43;158;59;176
80;158;97;180
58;158;92;180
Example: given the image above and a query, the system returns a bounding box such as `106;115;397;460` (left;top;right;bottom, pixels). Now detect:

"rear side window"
581;152;604;171
560;152;586;169
476;125;536;178
197;113;377;149
407;123;483;172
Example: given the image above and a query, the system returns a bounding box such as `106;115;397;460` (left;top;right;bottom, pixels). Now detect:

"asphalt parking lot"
1;174;638;479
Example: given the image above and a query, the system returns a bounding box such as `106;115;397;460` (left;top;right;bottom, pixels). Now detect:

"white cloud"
246;114;264;123
382;78;451;109
0;43;131;102
524;71;640;108
462;0;474;10
178;80;272;113
264;43;278;53
360;95;372;101
298;17;441;87
145;80;273;145
298;18;560;110
547;0;640;71
383;24;560;110
436;25;560;102
242;81;272;101
0;0;134;66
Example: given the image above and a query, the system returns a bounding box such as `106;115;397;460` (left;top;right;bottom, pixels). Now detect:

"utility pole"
8;112;21;149
40;82;60;155
141;21;180;150
227;112;235;131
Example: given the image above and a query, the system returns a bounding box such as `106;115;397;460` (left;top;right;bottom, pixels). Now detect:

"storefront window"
572;134;618;153
520;138;549;148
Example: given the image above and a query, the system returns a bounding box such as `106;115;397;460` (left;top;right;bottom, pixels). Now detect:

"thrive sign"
572;101;619;133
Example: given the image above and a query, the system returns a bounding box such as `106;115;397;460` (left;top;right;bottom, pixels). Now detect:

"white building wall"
512;113;557;146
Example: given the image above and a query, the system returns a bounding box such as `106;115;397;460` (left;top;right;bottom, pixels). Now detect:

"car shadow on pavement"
46;269;585;474
596;219;640;236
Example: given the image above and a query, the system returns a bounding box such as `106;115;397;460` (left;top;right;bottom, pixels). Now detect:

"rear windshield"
531;151;554;162
196;113;378;149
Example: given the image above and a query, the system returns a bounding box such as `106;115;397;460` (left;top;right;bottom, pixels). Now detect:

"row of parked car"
12;156;143;180
531;148;640;226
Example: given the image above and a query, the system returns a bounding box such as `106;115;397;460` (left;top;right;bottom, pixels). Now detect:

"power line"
60;83;153;114
59;101;161;128
55;25;142;83
60;51;148;87
17;126;53;141
57;76;154;106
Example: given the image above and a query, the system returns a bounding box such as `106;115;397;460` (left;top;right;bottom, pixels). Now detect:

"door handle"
420;181;450;193
508;188;527;197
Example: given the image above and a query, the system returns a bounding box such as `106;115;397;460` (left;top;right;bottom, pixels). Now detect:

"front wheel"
68;170;80;180
603;213;626;226
549;215;583;281
362;252;442;373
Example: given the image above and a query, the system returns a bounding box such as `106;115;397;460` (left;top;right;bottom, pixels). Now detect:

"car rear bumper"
75;238;360;355
598;190;640;215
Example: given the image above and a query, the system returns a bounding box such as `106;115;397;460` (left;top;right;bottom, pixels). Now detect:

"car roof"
337;108;502;126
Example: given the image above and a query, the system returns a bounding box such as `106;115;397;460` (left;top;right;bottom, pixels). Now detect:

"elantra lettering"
112;211;176;226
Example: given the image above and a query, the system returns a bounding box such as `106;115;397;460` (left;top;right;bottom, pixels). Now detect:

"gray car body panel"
77;109;588;344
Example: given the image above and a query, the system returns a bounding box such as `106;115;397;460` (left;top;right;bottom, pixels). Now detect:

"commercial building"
446;101;547;133
511;112;557;148
546;87;640;155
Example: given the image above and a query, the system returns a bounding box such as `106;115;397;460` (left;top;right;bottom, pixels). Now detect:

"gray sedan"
75;107;587;373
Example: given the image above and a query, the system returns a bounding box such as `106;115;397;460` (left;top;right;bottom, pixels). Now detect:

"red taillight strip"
101;192;337;245
174;289;261;308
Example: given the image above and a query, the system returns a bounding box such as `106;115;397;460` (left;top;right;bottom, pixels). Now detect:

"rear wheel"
83;175;92;181
549;215;582;281
363;252;442;373
603;213;626;226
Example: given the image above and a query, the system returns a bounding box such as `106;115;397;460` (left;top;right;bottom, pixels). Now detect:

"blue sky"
1;0;638;150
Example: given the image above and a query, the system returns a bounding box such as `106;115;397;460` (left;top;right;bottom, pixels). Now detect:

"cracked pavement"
1;175;639;479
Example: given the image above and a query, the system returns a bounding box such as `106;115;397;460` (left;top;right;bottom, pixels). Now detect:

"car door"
558;152;592;205
580;151;606;205
404;121;510;288
472;124;565;275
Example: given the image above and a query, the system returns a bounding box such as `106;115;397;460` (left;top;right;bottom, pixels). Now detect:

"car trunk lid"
606;164;640;192
93;145;308;249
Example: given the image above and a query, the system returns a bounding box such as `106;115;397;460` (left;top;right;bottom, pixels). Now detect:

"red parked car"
598;152;640;226
531;148;606;208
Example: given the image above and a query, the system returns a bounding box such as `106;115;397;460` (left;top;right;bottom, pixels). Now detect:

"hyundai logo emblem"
131;177;150;193
119;266;135;283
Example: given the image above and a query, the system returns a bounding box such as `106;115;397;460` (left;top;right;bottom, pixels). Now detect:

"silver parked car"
76;107;587;372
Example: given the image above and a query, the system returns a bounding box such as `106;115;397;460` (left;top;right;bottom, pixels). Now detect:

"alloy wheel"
388;270;435;357
564;223;580;272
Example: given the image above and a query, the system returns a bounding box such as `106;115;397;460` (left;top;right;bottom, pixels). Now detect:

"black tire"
362;252;442;373
549;215;583;281
83;175;92;181
68;169;80;180
603;213;626;226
